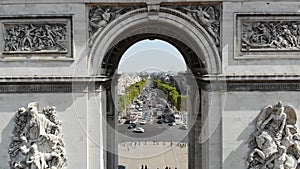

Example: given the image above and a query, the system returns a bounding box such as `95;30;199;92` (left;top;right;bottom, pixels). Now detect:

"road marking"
172;144;180;169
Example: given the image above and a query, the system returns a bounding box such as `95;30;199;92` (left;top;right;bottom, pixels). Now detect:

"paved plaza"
119;142;188;169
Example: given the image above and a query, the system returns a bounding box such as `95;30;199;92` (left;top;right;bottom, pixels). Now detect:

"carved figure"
259;102;287;143
88;6;133;47
248;101;300;169
249;131;278;161
21;24;36;50
9;102;66;169
181;5;220;46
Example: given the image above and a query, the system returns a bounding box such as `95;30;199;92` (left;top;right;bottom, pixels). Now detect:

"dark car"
157;118;164;124
128;123;137;129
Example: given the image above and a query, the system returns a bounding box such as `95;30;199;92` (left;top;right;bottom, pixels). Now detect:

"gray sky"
118;40;187;73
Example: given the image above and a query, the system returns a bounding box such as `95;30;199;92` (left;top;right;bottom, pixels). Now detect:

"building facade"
1;0;300;169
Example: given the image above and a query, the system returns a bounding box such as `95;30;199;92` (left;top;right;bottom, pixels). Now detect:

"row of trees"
118;79;147;112
153;79;187;111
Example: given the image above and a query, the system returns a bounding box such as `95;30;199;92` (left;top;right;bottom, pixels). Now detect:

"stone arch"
88;6;223;169
89;7;222;76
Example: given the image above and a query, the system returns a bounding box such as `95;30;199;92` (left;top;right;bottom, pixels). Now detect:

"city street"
117;118;189;143
117;78;188;143
118;77;189;168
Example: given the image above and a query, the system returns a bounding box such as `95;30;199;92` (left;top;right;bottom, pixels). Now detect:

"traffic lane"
117;119;189;143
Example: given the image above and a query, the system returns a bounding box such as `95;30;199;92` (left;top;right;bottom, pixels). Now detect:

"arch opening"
115;39;198;169
118;39;187;73
100;34;207;76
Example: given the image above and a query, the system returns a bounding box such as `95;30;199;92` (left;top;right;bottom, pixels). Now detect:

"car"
133;127;144;133
137;112;143;119
128;123;137;129
140;119;147;125
180;124;189;130
138;108;143;111
169;122;176;126
157;119;164;124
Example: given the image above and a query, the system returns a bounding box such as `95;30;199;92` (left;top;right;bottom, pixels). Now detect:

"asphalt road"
117;79;189;143
117;118;189;143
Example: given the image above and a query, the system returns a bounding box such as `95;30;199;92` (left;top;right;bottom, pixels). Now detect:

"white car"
133;127;145;133
180;124;189;130
140;120;147;125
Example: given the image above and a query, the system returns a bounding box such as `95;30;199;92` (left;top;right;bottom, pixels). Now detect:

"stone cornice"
0;75;300;92
197;74;300;91
0;76;110;83
198;74;300;82
0;76;112;93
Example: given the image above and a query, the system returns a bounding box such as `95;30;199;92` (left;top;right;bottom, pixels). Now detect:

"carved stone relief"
176;5;220;47
248;101;300;169
88;4;221;48
8;102;66;169
236;14;300;59
241;21;300;51
88;5;142;46
4;23;67;53
2;18;71;55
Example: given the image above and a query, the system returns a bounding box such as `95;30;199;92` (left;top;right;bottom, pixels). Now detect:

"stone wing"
256;105;273;129
206;6;216;20
285;105;297;125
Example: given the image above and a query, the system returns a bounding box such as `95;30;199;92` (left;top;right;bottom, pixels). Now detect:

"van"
174;114;181;125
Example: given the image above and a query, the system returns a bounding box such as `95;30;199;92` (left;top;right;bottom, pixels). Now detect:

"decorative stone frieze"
248;101;300;169
235;14;300;59
176;4;221;47
4;23;67;53
0;16;72;60
88;4;221;48
88;5;143;46
8;102;67;169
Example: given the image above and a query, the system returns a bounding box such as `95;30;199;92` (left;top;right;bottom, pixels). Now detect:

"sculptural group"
8;102;66;169
4;23;67;53
242;21;300;51
248;101;300;169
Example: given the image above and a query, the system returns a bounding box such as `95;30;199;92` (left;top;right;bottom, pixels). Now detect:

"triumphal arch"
1;0;300;169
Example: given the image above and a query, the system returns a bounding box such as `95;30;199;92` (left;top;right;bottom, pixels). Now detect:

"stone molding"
0;75;299;92
0;76;110;93
0;15;73;60
235;13;300;59
0;76;109;83
198;75;300;91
